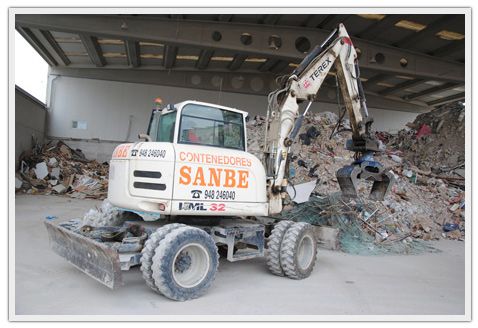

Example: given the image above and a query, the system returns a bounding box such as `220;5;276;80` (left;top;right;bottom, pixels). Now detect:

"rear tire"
266;220;294;276
140;223;186;293
151;226;219;301
280;222;318;279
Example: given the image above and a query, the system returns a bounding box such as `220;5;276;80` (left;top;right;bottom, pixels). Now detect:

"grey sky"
15;31;48;103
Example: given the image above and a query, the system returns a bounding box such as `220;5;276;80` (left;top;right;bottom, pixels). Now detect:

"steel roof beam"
258;58;290;73
319;14;351;30
429;40;464;57
270;60;290;74
15;26;58;66
79;34;106;67
228;54;247;71
49;66;429;112
36;29;71;65
16;14;465;82
427;92;465;107
259;58;280;72
261;14;282;25
403;82;461;100
378;79;425;96
196;49;214;69
163;45;177;68
362;73;389;87
303;15;328;28
394;15;461;49
125;40;140;67
356;15;403;40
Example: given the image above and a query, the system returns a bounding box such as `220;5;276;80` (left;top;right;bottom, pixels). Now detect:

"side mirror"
138;133;152;142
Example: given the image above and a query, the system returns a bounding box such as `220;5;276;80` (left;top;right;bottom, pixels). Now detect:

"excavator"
45;24;394;301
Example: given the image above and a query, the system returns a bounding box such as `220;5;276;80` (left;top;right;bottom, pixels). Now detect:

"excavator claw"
336;164;361;199
336;154;395;201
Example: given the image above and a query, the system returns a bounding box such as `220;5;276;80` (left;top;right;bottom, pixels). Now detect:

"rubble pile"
15;140;109;199
386;102;465;178
281;193;439;255
247;104;465;246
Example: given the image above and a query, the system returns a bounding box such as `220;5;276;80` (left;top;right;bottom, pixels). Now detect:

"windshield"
178;104;245;150
148;110;176;142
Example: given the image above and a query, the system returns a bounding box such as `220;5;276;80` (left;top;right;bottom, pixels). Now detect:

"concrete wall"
47;76;419;161
15;86;47;166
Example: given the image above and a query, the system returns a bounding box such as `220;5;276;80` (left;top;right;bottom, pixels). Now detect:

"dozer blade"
44;220;123;289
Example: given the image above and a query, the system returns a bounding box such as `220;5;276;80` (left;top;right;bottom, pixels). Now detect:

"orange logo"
179;166;249;189
112;144;131;158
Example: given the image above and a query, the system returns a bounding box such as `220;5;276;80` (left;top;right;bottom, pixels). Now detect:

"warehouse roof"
16;13;465;112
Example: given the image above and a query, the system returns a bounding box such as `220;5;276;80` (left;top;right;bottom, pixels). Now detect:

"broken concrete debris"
52;184;67;194
15;140;109;199
51;167;61;179
15;176;23;189
48;157;58;167
246;102;465;248
34;161;49;180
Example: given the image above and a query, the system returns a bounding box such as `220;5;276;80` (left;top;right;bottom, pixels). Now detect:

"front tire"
151;226;219;301
266;220;294;276
280;222;318;279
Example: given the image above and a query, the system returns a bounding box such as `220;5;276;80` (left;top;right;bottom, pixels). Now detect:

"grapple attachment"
336;158;395;201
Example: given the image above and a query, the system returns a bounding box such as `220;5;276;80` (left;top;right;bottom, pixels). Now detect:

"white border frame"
8;6;472;322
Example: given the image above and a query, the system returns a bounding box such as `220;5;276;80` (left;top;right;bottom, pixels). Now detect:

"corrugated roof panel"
65;55;91;65
409;37;454;53
140;43;164;56
104;57;128;65
51;31;81;41
58;42;87;54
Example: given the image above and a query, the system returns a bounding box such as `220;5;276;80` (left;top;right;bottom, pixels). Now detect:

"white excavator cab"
107;100;269;218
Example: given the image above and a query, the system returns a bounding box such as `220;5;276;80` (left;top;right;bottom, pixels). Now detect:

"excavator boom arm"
264;24;394;214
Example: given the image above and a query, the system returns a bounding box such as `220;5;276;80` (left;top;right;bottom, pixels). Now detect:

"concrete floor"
14;194;465;316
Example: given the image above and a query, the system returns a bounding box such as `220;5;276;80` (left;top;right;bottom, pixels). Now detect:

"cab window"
149;110;176;142
179;104;245;150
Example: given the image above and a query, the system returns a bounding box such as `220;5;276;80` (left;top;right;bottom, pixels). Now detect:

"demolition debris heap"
247;102;465;246
16;140;109;199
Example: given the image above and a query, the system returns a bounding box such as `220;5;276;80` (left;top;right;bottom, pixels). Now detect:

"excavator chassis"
44;217;266;289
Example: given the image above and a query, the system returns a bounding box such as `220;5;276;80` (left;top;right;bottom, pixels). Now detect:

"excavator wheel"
151;226;219;301
140;223;186;293
280;222;318;279
266;220;294;276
